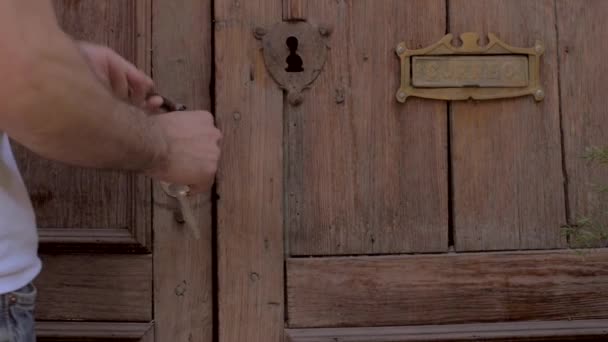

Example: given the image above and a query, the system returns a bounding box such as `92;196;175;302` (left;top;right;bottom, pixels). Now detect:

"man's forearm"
0;10;167;172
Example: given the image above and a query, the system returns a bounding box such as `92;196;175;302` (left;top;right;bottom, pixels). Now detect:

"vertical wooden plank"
449;0;566;251
557;1;608;233
134;0;153;251
152;0;213;341
283;0;305;21
288;0;448;255
14;1;152;250
215;0;284;341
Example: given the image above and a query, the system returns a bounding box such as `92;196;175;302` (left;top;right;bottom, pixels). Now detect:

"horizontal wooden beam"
38;228;149;253
286;319;608;342
39;228;137;244
37;321;153;340
287;250;608;327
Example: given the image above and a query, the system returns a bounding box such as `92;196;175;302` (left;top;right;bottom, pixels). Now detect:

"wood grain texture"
215;0;284;341
12;0;151;238
152;0;213;341
283;0;305;21
288;0;448;256
287;250;608;327
557;1;608;234
449;0;566;251
37;322;153;340
286;320;608;342
35;254;152;321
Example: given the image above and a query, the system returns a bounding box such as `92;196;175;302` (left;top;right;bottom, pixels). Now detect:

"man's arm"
0;0;167;172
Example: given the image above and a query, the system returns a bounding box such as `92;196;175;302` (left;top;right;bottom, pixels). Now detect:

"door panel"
287;0;448;256
36;255;152;321
14;0;152;252
449;0;566;251
15;1;151;252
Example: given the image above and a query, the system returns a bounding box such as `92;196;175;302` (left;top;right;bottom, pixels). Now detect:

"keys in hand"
160;181;200;239
145;94;221;194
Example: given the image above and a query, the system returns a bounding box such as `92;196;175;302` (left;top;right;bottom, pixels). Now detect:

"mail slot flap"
412;56;529;88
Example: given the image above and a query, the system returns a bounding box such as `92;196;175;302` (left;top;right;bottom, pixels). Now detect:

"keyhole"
285;36;304;72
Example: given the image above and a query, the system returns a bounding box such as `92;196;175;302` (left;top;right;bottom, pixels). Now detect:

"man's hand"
77;42;221;192
0;0;222;194
146;111;222;194
78;43;221;193
78;42;163;110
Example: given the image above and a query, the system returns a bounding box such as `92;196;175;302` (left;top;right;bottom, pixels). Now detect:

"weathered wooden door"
216;0;608;341
14;1;213;341
20;1;608;341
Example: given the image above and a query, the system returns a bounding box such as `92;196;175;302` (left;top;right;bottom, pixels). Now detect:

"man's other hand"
146;110;222;194
78;42;163;111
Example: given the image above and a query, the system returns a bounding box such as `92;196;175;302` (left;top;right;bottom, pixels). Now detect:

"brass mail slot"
412;56;529;88
395;33;545;103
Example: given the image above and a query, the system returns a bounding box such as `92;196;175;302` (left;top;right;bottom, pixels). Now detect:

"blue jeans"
0;284;36;342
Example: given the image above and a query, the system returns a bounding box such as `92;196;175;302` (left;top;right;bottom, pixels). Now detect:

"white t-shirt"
0;133;41;294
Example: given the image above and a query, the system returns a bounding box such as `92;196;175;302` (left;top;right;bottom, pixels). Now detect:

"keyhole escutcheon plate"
256;21;328;106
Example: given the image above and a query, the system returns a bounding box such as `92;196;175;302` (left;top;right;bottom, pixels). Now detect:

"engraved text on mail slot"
412;56;529;88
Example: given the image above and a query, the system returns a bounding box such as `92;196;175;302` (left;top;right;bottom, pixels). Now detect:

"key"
161;181;200;239
149;94;200;238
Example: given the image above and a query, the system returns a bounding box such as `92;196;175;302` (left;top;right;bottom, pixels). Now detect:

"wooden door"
13;1;213;341
216;0;608;341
